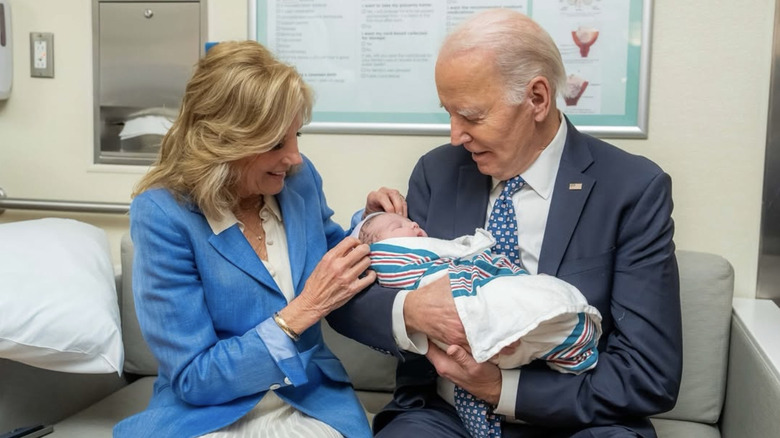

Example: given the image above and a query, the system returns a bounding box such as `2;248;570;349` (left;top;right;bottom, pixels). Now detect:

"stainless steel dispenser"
93;0;207;165
759;0;780;303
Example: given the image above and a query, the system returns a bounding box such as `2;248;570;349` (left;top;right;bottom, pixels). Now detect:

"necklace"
245;220;265;243
235;197;267;258
242;219;267;259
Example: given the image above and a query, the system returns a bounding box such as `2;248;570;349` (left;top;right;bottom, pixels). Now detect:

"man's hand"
427;343;503;406
404;275;467;346
364;187;407;217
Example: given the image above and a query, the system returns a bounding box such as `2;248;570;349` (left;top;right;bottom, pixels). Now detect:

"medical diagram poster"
251;0;650;138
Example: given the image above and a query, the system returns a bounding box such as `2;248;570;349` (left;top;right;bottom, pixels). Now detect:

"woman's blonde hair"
132;40;314;218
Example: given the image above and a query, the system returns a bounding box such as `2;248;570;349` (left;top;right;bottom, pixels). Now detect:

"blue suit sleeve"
325;160;436;357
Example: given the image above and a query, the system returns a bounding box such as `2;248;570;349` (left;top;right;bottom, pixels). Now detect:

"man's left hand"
364;187;407;217
426;343;502;405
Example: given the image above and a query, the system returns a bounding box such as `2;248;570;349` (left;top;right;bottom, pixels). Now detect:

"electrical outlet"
33;40;46;68
30;32;53;78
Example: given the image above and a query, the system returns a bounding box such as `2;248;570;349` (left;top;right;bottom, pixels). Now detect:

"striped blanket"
369;229;602;373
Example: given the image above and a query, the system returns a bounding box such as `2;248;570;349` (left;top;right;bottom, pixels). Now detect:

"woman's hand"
280;237;377;334
364;187;407;218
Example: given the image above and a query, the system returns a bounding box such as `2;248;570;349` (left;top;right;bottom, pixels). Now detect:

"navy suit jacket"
329;120;682;437
114;157;371;438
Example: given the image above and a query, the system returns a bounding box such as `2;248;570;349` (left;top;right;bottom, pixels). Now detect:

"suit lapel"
277;187;306;291
538;121;595;276
454;163;491;238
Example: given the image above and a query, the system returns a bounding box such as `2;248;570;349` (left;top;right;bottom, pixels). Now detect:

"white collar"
204;195;282;235
491;111;567;200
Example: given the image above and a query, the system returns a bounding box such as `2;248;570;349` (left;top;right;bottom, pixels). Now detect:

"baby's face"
370;213;428;241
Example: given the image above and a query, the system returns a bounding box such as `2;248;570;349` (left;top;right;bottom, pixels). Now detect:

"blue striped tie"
453;176;524;438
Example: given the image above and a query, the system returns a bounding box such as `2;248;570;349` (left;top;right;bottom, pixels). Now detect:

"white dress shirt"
391;115;568;418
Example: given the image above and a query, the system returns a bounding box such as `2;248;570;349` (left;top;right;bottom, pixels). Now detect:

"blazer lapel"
538;121;595;276
454;163;491;238
208;226;283;294
276;187;307;291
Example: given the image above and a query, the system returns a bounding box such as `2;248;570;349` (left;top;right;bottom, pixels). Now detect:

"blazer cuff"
256;317;308;386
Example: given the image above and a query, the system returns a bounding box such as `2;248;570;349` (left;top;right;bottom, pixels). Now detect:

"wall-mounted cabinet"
93;0;207;165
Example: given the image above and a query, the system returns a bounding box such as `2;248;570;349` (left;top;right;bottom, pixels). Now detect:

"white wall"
0;0;773;298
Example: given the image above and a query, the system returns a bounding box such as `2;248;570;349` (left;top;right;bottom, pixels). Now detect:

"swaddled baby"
353;212;602;373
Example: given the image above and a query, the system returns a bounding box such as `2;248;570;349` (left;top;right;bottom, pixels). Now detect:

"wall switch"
30;32;53;78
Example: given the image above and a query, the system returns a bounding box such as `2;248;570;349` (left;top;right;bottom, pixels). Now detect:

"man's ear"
526;76;553;122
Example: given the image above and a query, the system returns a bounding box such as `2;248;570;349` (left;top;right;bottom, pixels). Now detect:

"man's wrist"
393;290;429;353
402;289;422;333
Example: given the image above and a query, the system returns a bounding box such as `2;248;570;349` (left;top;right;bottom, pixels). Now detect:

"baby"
352;212;602;373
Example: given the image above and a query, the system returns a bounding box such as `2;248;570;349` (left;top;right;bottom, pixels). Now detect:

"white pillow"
0;218;124;374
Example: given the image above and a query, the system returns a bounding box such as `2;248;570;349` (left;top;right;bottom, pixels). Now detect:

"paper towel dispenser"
0;0;12;100
93;0;207;165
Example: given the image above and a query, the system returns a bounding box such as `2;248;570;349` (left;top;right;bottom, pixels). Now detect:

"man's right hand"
403;274;467;347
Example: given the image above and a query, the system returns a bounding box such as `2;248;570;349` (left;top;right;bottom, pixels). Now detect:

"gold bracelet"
273;312;300;341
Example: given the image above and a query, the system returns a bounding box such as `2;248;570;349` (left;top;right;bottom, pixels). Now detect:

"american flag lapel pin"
569;183;583;190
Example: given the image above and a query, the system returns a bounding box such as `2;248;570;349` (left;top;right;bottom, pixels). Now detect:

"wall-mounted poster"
249;0;651;138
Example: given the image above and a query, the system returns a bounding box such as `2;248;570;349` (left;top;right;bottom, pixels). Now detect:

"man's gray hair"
440;9;566;105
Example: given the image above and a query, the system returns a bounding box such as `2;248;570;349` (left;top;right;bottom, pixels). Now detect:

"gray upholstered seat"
2;235;778;437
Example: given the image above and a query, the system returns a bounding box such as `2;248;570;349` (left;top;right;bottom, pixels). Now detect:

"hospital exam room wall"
0;0;772;299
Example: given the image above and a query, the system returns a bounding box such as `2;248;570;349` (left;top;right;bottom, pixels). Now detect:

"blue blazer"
114;157;371;438
329;120;682;437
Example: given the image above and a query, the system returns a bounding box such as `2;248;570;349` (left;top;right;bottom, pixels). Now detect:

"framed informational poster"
249;0;652;138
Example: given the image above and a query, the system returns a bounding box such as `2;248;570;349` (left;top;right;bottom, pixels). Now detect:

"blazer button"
284;377;292;385
269;383;281;390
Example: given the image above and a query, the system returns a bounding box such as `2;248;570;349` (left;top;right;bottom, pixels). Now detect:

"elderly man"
330;8;681;438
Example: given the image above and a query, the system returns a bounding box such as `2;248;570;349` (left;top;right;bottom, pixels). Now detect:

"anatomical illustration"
563;74;589;106
572;26;599;57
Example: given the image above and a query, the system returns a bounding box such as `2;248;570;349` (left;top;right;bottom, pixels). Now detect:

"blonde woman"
114;41;404;438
